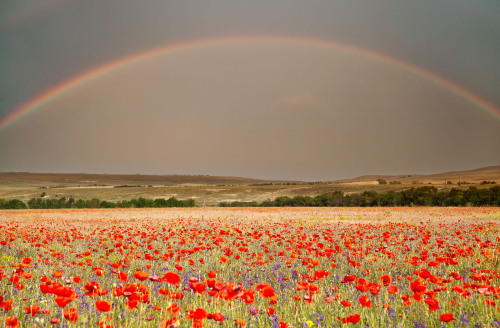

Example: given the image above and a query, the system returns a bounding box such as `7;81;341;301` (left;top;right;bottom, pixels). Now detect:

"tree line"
219;186;500;207
0;196;196;209
1;186;499;209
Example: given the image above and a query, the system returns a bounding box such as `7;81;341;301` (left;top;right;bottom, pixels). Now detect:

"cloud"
271;90;319;110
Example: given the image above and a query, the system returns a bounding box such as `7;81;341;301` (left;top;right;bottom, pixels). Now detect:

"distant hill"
0;166;498;189
332;166;500;185
0;167;498;205
0;172;299;188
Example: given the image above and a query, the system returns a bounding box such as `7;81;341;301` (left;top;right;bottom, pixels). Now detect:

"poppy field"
0;207;499;327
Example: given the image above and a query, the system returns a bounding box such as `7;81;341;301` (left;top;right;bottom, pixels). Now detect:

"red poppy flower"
1;300;13;310
425;298;439;311
192;308;207;320
342;275;356;283
380;274;392;286
161;317;179;327
166;303;181;314
125;300;138;310
192;282;206;295
211;313;224;322
118;272;128;282
440;313;455;322
164;272;181;285
341;300;351;307
359;295;372;308
347;314;360;323
55;296;74;308
22;257;33;265
6;317;19;328
410;279;427;294
259;286;277;299
484;299;496;306
25;305;40;316
133;271;148;281
401;295;412;306
369;283;381;295
95;300;112;313
388;285;398;294
63;307;78;322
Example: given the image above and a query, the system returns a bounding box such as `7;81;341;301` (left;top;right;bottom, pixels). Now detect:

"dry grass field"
0;166;498;205
1;206;499;223
0;183;419;206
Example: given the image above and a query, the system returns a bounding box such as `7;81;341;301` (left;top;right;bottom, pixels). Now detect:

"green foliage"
217;186;500;207
1;199;28;209
1;196;196;209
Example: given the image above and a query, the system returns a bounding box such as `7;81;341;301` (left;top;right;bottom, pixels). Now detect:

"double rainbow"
1;36;499;131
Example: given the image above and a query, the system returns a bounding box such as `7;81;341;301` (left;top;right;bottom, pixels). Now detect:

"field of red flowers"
0;207;499;327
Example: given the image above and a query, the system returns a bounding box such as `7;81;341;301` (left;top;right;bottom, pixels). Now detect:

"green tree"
3;199;28;209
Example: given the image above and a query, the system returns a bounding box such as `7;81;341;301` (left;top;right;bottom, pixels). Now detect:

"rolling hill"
332;166;500;185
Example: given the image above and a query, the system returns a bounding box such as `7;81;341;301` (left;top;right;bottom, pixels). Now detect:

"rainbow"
0;0;63;28
1;35;500;131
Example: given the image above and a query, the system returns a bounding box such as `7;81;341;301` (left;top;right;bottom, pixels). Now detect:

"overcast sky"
0;0;499;181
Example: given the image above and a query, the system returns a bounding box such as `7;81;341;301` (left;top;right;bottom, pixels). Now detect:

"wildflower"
6;317;19;328
347;314;360;323
125;300;138;310
209;313;224;322
96;300;112;312
25;305;40;316
249;307;259;315
160;317;179;328
425;298;439;311
369;283;381;295
21;257;33;265
1;300;14;310
440;313;455;322
63;307;78;322
359;295;372;308
166;303;181;314
410;279;427;294
190;308;207;320
342;275;356;283
118;272;128;282
133;271;148;281
401;295;412;306
164;272;181;285
388;285;398;294
380;274;392;286
259;286;277;299
341;300;351;307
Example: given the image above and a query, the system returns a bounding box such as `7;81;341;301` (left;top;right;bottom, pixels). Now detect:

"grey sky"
0;0;499;180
